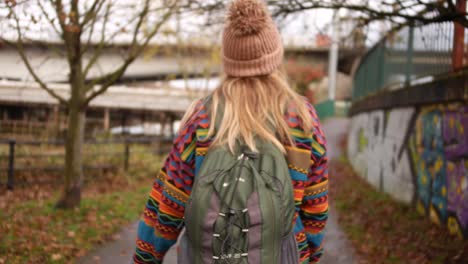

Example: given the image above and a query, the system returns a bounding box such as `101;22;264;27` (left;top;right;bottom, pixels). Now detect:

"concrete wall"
347;102;468;239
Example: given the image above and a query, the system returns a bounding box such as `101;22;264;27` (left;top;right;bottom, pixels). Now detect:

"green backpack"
178;103;299;264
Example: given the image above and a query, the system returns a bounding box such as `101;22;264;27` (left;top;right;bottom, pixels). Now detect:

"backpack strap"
201;94;225;133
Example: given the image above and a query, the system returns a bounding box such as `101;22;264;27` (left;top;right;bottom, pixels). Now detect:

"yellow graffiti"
447;162;455;172
416;200;426;215
430;205;441;226
441;186;447;196
434;157;443;172
447;216;464;239
421;175;427;185
449;116;455;129
358;128;368;152
419;161;425;172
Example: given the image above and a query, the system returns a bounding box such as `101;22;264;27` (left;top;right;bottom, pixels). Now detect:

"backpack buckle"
240;146;259;160
243;150;259;159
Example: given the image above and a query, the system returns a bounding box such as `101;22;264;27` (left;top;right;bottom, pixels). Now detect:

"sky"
2;0;429;49
280;8;335;47
0;1;346;48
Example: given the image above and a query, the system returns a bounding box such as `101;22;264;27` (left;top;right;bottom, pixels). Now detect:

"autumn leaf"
0;152;160;263
67;230;76;238
331;160;468;264
51;253;62;261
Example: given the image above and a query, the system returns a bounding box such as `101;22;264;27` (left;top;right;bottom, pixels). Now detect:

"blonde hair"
181;70;313;153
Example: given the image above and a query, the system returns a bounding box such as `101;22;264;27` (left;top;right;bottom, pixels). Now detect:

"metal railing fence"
353;21;462;100
0;137;173;189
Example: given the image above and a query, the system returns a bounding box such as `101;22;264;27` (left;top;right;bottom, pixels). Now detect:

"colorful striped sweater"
133;99;328;264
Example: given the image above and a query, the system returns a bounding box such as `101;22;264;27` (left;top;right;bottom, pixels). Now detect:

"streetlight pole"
328;10;339;101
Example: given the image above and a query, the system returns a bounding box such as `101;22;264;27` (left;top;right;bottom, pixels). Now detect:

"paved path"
78;117;358;264
320;118;358;264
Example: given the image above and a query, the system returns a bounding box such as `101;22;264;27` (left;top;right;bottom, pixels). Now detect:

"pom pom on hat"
228;0;269;36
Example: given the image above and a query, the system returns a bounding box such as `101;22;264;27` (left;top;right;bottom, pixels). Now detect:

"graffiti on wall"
444;107;468;238
348;103;468;239
409;108;448;226
348;108;415;203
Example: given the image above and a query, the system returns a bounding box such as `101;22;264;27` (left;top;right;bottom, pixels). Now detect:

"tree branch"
80;0;103;27
36;0;62;39
52;0;67;33
190;0;468;28
6;6;68;105
81;3;171;76
83;0;178;107
82;2;112;77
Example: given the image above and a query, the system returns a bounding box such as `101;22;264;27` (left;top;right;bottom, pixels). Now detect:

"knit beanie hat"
222;0;284;77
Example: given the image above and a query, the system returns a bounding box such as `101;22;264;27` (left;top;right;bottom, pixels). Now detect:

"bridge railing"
353;21;464;100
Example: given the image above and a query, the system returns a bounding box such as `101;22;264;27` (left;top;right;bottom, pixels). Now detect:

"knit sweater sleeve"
300;103;329;263
133;101;203;264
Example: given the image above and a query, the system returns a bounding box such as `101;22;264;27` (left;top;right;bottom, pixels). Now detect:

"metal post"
103;108;110;132
377;41;386;93
328;10;340;101
120;111;127;135
406;25;415;86
170;117;175;139
124;140;130;172
452;0;466;70
160;112;167;137
7;140;16;190
53;106;60;140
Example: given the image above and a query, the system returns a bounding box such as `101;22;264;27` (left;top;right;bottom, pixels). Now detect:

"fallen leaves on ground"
0;154;161;264
330;160;468;264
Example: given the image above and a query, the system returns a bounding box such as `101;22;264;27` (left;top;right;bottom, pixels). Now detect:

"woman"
133;0;328;263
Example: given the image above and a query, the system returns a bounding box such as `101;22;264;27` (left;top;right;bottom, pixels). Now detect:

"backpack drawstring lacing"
213;150;257;263
213;207;250;263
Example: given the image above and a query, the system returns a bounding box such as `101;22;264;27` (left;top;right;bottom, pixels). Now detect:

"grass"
0;149;162;264
1;187;150;263
330;160;468;264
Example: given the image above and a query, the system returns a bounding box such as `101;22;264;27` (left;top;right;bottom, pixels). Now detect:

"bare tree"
2;0;465;209
2;0;178;208
188;0;468;29
274;1;467;27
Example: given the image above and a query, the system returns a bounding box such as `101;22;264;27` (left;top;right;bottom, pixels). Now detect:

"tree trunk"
55;22;86;209
56;102;86;209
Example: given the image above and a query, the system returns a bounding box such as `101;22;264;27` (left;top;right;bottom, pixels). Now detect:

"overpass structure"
0;43;360;83
0;80;202;113
0;42;362;138
0;79;207;138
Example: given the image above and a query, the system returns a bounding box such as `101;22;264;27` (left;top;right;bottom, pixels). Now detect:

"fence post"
377;40;386;93
452;0;466;70
7;140;16;190
124;140;130;172
406;25;415;86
